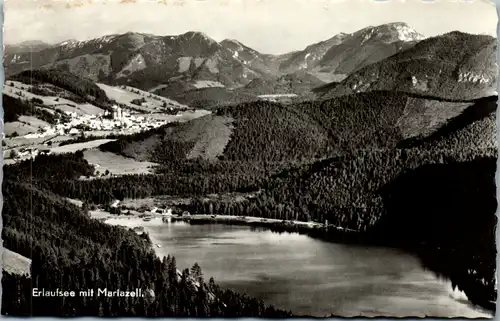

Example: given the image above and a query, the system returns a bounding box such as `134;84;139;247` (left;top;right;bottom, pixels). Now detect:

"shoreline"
90;211;496;315
91;211;360;240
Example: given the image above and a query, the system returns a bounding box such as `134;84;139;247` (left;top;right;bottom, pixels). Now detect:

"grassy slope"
10;69;112;109
2;248;31;277
83;149;158;176
3;71;111;138
3;92;61;124
97;83;188;111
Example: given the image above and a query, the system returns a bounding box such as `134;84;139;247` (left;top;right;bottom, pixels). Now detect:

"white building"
111;105;123;121
117;107;122;120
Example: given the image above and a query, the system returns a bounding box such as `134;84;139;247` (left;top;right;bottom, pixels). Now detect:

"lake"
104;216;493;318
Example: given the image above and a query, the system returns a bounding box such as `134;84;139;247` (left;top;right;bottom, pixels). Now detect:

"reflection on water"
104;218;492;318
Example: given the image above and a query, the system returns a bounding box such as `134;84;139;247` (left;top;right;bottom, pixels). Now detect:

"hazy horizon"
4;0;497;54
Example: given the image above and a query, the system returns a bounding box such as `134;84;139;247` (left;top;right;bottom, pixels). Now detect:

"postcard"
1;0;497;317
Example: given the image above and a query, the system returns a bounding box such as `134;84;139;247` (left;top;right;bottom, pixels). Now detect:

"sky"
3;0;498;54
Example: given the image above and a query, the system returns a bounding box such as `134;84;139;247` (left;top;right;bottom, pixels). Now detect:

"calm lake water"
104;217;493;318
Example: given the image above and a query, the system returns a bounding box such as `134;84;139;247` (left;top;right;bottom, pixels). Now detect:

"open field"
4;121;39;137
3;134;70;149
4;115;51;137
178;115;233;160
55;103;105;115
89;209;115;221
4;80;35;91
66;198;84;207
49;139;116;154
18;115;51;128
2;248;31;277
83;149;159;176
258;94;298;99
4;115;52;137
4;115;50;137
192;80;225;89
97;83;188;111
311;72;347;83
3;137;116;164
110;111;230;162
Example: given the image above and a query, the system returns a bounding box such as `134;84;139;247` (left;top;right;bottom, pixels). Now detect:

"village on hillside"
5;105;176;161
23;105;176;140
2;80;210;163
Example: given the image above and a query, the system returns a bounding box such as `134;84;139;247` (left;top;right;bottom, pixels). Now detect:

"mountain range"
316;31;497;100
4;21;497;155
7;22;471;104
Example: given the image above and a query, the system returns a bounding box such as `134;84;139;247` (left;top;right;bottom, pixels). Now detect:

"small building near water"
110;200;120;208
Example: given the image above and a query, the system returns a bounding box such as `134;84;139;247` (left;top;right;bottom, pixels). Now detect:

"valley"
1;19;497;318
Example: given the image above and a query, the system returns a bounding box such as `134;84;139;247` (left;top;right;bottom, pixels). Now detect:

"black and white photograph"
1;0;498;317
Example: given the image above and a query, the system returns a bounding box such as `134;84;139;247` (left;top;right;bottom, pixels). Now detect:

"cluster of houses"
9;147;50;160
150;207;174;216
23;105;175;140
107;199;196;224
110;200;176;216
258;94;298;103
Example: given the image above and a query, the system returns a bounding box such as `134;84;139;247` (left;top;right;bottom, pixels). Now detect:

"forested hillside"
8;92;495;228
215;101;332;161
1;175;291;317
93;92;500;310
214;92;412;159
2;79;497;314
100;100;333;163
4;116;496;313
100;92;494;164
153;86;259;109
